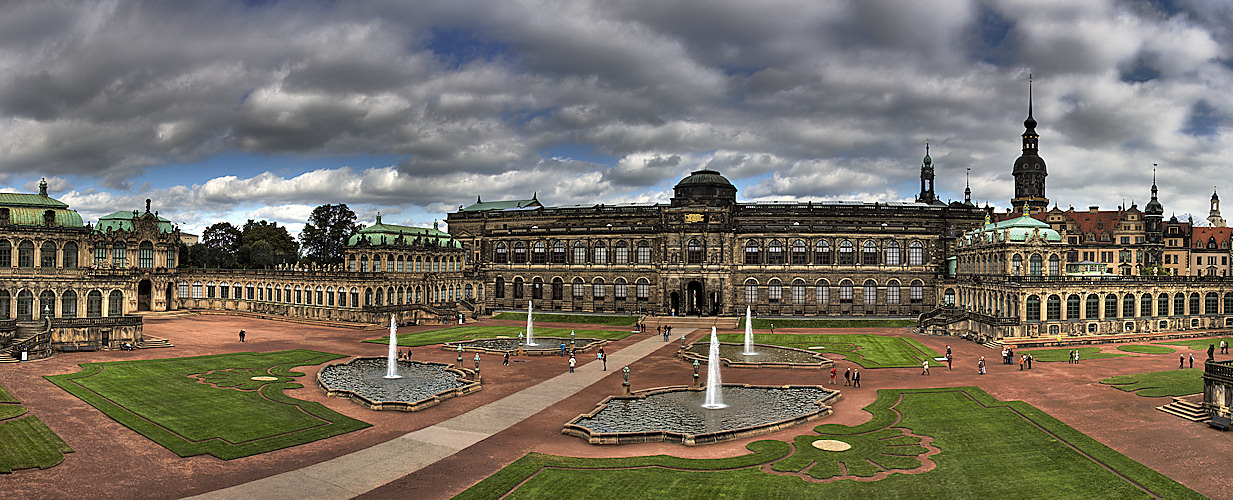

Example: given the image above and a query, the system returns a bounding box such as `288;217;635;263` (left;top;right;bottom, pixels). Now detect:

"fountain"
384;314;401;379
525;300;537;346
318;358;480;412
742;305;757;355
703;327;726;409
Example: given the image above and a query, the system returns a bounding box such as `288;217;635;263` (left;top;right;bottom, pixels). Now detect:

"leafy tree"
240;219;299;268
300;204;361;265
202;222;241;267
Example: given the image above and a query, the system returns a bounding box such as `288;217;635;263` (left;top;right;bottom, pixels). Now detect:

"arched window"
1029;254;1043;276
1104;294;1118;318
572;278;585;299
862;241;878;265
1011;254;1023;275
513;277;524;299
1122;294;1136;318
1158;293;1170;317
365;288;373;306
1048;254;1060;276
886;279;901;304
1174;293;1186;317
551;241;566;264
532;277;544;300
1067;294;1080;319
112;242;126;267
61;290;77;318
93;241;107;267
768;240;784;265
687;239;703;264
178;281;189;298
387;287;394;305
532;241;546;264
86;290;102;318
594;242;607;264
0;241;9;267
815;240;831;265
943;288;955;307
192;281;203;299
494;276;506;298
396;256;404;272
38;290;54;318
40;241;56;268
374;287;383;306
1189;292;1200;315
1225;293;1233;316
768;279;782;303
908;241;924;266
360;255;369;272
415;256;423;272
635;278;650;301
1206;292;1219;315
551;277;563;300
1141;294;1153;317
139;241;153;269
62;242;77;269
636;241;651;264
316;286;324;305
614;241;629;264
220;281;231;300
1047;295;1061;321
839;240;854;265
108;290;123;316
885;240;900;266
744;279;758;304
0;290;9;319
1026;295;1041;322
816;280;830;305
614;278;627;300
18;241;34;268
744;240;761;264
592;278;605;299
166;244;175;268
495;243;508;264
910;280;924;303
862;279;877;305
789;240;807;265
15;290;32;320
350;287;359;308
465;284;474;300
573;241;587;264
326;286;335;306
838;279;853;304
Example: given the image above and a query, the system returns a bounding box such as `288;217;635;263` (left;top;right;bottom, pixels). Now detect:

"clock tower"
1011;77;1048;213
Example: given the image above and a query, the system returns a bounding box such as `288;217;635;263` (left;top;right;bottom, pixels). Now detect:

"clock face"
684;213;705;223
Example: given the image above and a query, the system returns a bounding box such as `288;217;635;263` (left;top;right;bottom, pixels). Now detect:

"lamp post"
692;359;700;389
622;365;631;395
570;330;575;348
518;332;524;355
681;334;687;350
456;345;464;368
473;353;481;382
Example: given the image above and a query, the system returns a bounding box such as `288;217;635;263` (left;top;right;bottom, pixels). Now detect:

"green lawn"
493;312;639;326
365;325;636;347
1021;347;1129;362
715;333;938;368
0;382;73;473
1154;337;1233;351
1116;345;1175;354
1101;368;1203;397
738;318;916;329
45;349;370;460
456;386;1197;499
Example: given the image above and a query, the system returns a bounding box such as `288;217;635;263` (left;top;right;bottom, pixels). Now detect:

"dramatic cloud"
0;0;1231;234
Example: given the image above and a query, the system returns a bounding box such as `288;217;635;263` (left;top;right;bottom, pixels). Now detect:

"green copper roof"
964;212;1060;244
0;193;70;209
459;198;542;212
95;211;176;233
348;218;461;248
4;207;84;227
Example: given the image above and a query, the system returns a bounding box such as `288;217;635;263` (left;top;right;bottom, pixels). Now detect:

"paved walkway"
192;334;670;499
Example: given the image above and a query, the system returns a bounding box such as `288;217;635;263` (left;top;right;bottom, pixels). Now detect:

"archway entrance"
687;281;705;316
669;291;681;316
165;282;175;311
138;279;152;311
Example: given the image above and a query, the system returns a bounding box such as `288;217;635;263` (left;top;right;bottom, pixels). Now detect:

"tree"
240;219;299;268
300;204;361;265
202;222;242;268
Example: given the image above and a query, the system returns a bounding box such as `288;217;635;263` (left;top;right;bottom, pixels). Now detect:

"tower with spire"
1143;165;1164;267
1210;187;1226;227
916;141;936;204
1011;75;1049;213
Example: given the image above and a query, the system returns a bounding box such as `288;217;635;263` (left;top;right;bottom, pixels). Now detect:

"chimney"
1089;206;1099;213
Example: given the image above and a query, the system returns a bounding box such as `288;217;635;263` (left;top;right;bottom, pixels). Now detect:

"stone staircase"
981;339;1004;350
643;316;739;331
137;336;174;349
0;322;49;362
1156;396;1210;423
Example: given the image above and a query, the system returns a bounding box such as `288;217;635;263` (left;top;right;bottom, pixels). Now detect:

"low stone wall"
441;337;609;357
677;342;833;370
316;357;481;412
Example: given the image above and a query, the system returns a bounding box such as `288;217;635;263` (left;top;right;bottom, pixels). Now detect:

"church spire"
964;167;972;205
916;140;936;204
1011;73;1048;213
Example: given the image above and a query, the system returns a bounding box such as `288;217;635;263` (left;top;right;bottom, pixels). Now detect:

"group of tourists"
840;367;861;388
1066;350;1081;364
657;324;673;341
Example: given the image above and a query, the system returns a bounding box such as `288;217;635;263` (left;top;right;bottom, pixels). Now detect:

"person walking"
852;370;861;388
568;355;576;373
946;345;952;357
921;359;930;375
598;348;607;371
844;368;851;386
1180;354;1185;369
239;330;245;342
829;367;837;385
1019;355;1025;371
1190;353;1194;368
946;352;953;370
978;356;985;375
1027;353;1033;369
1222;340;1228;354
503;352;510;366
1074;350;1080;363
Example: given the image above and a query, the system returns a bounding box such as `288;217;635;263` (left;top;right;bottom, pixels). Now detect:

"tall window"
792;280;806;304
551;241;566;264
532;278;543;300
86;290;102;317
816;280;829;304
93;242;107;266
635;279;649;301
910;280;924;303
768;240;784;265
1047;295;1061;321
1049;254;1060;276
40;241;56;268
551;278;563;300
1158;293;1170;316
138;241;153;269
1104;294;1118;318
862;241;878;265
15;290;32;320
815;240;831;265
1141;294;1153;317
1026;295;1041;322
886;280;900;304
636;241;651;264
495;243;508;263
908;241;924;266
532;242;546;264
768;279;782;303
614;278;627;300
615;241;629;264
573;241;587;264
0;290;8;319
1029;254;1042;276
839;240;854;265
513;278;524;299
108;290;123;316
744;241;760;264
112;242;126;267
572;278;585;299
687;239;703;264
1122;294;1136;318
0;241;11;267
885;240;900;266
38;290;55;318
1175;293;1185;316
744;280;758;303
1012;254;1023;275
18;241;33;267
1067;294;1080;319
61;290;77;318
1086;294;1099;318
178;281;190;298
1190;293;1200;315
494;276;505;298
1206;292;1219;315
838;280;853;303
192;282;203;299
594;242;607;264
791;240;807;265
862;280;877;305
63;242;77;268
593;278;605;299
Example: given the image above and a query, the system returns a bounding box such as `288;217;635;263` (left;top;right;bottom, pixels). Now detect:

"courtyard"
1;314;1229;498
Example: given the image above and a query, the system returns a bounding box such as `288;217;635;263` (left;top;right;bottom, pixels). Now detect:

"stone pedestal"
622;381;631;395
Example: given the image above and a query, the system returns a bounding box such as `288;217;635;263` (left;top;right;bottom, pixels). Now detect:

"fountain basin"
680;342;833;369
317;357;480;412
443;336;607;356
564;385;840;446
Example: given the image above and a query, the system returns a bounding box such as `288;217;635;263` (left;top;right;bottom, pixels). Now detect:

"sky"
2;0;1233;238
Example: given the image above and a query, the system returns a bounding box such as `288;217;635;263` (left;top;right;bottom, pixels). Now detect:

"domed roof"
675;169;734;188
671;169;737;206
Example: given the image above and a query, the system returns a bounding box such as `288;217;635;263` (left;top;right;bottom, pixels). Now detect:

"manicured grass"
493;312;639;326
1154;337;1233;351
738;318;916;329
364;326;635;347
45;349;370;460
0;416;74;473
0;381;73;473
458;387;1198;499
715;333;939;368
1021;347;1129;362
1101;368;1203;397
1116;344;1175;354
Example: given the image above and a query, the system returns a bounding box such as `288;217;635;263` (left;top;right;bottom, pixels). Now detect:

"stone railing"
1205;359;1233;385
